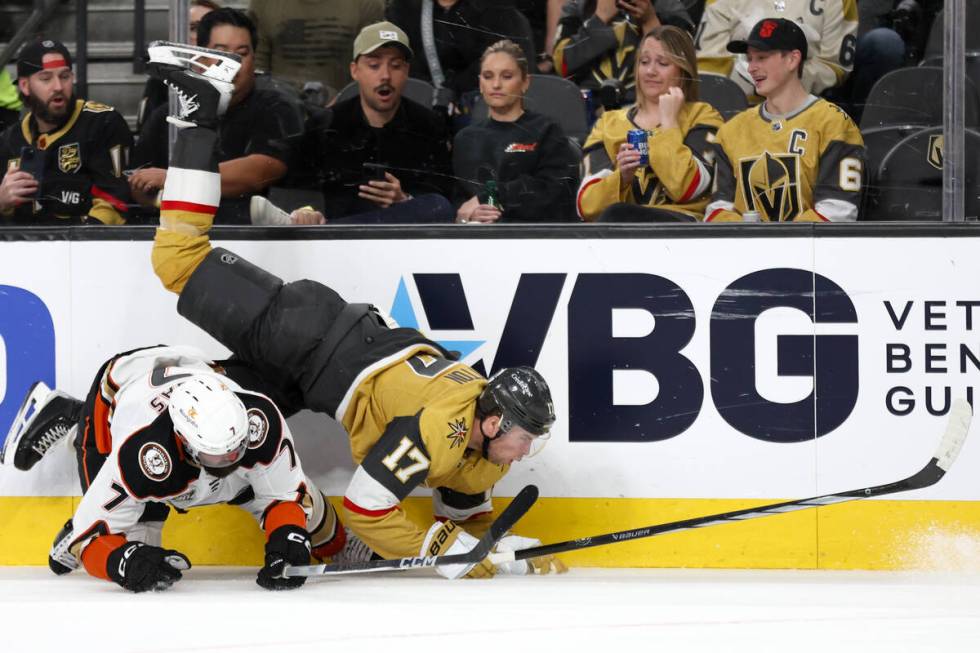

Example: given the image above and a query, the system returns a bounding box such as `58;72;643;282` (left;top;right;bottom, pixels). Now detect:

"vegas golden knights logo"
631;173;666;206
58;142;81;173
739;151;802;222
927;134;944;170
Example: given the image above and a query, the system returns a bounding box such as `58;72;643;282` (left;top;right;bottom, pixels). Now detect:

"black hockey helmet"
477;366;555;437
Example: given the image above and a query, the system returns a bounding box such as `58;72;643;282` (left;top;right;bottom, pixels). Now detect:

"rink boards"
2;224;980;569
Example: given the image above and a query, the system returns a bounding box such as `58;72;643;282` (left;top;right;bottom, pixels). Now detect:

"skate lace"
164;81;200;118
32;422;71;455
334;529;374;563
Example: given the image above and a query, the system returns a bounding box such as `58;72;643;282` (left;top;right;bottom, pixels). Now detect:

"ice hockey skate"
48;519;80;575
0;381;82;471
250;195;292;226
331;528;380;564
145;41;241;128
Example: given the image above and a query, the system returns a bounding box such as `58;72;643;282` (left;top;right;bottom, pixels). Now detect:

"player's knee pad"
177;248;283;351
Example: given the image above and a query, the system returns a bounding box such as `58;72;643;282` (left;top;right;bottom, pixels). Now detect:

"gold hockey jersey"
340;353;507;560
695;0;858;97
578;101;723;220
706;96;865;222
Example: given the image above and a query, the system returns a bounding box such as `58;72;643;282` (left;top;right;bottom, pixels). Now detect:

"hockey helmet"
477;367;555;437
169;374;249;469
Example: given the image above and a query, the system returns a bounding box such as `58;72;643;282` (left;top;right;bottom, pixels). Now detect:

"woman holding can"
577;25;723;222
453;39;581;223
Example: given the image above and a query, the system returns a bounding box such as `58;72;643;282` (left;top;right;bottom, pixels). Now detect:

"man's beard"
27;92;74;126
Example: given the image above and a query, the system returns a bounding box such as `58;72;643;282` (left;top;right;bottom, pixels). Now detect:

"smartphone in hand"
363;162;387;182
18;146;44;197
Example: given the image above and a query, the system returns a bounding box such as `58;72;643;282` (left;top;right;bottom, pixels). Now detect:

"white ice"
4;567;980;652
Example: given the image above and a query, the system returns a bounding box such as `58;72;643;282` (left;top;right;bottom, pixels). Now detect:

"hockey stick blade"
284;484;539;578
490;400;973;566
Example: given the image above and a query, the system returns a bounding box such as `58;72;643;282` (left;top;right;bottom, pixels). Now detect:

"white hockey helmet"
168;374;249;468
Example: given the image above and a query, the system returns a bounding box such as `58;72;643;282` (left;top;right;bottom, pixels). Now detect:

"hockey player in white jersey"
13;345;345;592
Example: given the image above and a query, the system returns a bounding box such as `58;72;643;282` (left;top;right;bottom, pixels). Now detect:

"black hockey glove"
106;542;191;593
257;525;311;591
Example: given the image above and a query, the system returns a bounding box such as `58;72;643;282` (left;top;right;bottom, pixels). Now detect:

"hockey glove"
106;542;191;593
257;525;311;591
422;520;495;579
494;534;568;575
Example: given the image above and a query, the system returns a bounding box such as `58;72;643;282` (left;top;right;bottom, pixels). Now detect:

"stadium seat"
335;77;438;108
860;67;980;131
698;73;748;121
470;74;590;143
924;10;980;61
862;126;980;221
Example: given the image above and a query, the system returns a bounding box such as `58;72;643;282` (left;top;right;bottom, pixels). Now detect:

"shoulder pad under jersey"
116;413;199;500
235;392;287;469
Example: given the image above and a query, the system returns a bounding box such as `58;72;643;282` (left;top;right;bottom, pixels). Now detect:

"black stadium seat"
860;67;980;131
924;9;980;61
698;73;748;121
470;74;590;144
859;67;980;218
862;126;980;221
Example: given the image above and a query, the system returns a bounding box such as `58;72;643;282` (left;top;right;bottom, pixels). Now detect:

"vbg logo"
393;269;859;444
0;286;56;447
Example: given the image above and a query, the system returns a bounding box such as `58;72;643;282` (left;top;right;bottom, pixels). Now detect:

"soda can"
627;129;649;165
581;88;597;128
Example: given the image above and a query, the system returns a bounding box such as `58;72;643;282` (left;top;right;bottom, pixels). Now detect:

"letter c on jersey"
0;286;56;448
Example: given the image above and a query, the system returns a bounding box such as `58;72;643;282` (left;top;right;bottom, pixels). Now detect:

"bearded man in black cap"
0;39;133;225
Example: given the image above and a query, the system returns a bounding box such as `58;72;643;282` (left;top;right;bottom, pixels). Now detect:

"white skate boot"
146;41;242;128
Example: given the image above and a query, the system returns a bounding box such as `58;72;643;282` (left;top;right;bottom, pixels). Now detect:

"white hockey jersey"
695;0;858;97
68;346;314;569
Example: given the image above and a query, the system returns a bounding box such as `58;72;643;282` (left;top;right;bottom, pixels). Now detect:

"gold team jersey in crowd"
339;353;506;560
706;96;865;222
696;0;859;97
578;101;723;220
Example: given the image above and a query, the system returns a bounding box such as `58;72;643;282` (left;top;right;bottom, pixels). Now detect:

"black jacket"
386;0;535;97
313;96;453;218
452;110;580;222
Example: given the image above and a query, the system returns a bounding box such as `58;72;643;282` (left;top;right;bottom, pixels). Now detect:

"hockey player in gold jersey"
578;25;722;221
705;18;865;223
143;41;566;579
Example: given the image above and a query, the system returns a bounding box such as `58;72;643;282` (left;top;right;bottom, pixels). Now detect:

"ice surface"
3;567;979;652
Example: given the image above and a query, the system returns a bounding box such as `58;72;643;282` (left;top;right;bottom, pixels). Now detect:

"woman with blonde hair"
453;39;580;223
577;25;723;222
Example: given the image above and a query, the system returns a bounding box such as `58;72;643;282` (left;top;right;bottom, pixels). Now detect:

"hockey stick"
490;400;973;566
283;484;539;577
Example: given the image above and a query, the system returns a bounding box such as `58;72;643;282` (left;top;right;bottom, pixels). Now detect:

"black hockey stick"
490;399;973;567
283;484;539;577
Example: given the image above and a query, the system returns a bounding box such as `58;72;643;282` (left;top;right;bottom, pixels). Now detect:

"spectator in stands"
705;18;865;222
129;8;304;224
0;39;132;225
136;0;220;133
577;25;722;222
0;68;22;132
452;39;580;223
285;22;454;225
825;0;930;121
386;0;536;108
249;0;383;101
554;0;694;109
695;0;858;101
